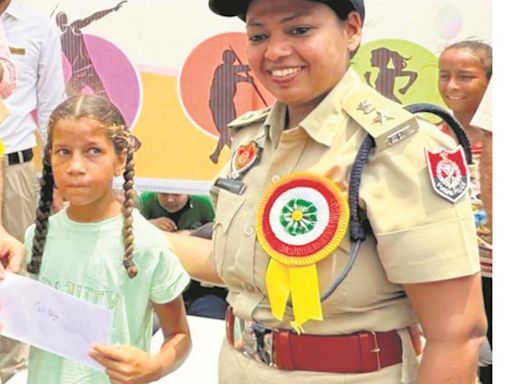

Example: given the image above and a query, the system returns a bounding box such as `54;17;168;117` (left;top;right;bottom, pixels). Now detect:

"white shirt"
471;78;492;133
0;19;15;98
0;0;65;153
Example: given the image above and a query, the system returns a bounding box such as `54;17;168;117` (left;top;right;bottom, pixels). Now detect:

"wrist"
148;354;166;382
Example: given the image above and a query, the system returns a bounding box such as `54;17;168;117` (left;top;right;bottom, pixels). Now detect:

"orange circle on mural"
178;32;274;138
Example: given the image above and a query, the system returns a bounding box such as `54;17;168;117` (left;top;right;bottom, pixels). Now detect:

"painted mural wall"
21;0;492;194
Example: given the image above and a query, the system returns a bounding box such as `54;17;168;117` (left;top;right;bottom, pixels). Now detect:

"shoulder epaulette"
342;86;420;149
228;107;272;129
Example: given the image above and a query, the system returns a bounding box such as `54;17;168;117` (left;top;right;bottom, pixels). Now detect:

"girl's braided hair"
27;95;140;278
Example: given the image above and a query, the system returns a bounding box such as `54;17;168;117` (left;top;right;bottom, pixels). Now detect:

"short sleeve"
138;192;153;219
360;121;480;284
197;195;215;221
150;247;190;304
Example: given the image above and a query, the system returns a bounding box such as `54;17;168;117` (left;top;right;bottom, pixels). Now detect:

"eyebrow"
247;10;312;27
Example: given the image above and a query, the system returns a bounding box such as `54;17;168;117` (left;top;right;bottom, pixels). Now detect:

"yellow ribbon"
266;259;322;333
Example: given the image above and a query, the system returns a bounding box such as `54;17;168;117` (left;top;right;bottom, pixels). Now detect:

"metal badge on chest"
214;140;262;195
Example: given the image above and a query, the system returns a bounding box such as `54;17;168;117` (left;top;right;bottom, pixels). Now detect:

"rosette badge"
256;172;349;332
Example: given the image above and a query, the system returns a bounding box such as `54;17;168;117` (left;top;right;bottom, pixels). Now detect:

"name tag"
9;47;26;55
214;177;246;195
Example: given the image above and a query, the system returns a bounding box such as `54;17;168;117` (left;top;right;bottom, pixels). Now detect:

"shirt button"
244;284;254;292
245;226;255;236
271;175;280;183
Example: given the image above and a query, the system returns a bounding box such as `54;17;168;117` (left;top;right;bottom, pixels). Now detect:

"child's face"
438;48;489;117
157;193;188;213
51;118;126;219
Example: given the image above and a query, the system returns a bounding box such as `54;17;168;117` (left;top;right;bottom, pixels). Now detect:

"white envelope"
0;272;113;370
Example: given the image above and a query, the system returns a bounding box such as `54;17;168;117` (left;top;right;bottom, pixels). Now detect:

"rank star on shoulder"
357;100;376;115
372;111;394;125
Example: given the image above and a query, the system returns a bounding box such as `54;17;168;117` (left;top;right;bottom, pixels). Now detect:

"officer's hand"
89;343;160;384
150;217;178;232
0;229;25;279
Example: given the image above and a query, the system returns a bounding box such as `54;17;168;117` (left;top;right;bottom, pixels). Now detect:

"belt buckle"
242;321;275;367
369;331;382;371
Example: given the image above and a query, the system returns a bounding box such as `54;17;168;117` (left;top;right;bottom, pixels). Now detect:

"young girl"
24;95;191;384
438;40;492;384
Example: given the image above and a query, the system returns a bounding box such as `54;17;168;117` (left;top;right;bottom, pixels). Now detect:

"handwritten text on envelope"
0;272;113;370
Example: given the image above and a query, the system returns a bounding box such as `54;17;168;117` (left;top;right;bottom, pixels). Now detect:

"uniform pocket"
317;236;354;316
212;190;246;276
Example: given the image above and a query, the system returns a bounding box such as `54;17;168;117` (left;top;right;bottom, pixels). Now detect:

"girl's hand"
89;343;162;384
0;228;25;278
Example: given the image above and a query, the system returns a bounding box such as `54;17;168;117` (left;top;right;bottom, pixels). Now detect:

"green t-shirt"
24;209;190;384
138;193;215;230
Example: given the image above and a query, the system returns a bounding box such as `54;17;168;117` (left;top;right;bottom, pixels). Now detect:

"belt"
226;307;405;374
6;148;33;166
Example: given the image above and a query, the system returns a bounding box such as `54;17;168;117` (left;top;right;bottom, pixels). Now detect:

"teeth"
271;67;300;77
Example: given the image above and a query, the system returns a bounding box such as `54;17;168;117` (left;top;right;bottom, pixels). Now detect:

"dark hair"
27;95;139;278
442;40;493;80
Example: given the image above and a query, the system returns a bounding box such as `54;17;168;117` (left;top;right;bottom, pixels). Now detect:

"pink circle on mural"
435;6;463;41
62;34;142;127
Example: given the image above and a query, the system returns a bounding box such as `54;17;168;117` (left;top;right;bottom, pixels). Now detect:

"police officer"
166;0;487;382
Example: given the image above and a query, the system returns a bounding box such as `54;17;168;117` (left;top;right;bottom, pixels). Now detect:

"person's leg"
0;161;39;381
2;161;39;241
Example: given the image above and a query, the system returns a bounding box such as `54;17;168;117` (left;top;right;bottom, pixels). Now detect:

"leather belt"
6;148;33;166
226;307;406;374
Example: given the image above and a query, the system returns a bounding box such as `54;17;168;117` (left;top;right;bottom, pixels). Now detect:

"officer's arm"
404;274;487;383
163;232;223;286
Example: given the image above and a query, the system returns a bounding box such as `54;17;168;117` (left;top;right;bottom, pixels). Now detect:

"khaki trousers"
1;159;39;383
2;159;40;241
219;328;420;384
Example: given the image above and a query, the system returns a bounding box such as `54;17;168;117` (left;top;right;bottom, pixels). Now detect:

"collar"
262;68;363;148
263;102;287;147
2;1;24;21
300;67;362;147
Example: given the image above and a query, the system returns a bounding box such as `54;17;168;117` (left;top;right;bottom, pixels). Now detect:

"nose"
446;77;459;91
165;196;176;204
264;35;292;61
66;153;86;174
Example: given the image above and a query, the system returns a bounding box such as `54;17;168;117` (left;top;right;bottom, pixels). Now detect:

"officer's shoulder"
228;107;272;129
342;86;420;150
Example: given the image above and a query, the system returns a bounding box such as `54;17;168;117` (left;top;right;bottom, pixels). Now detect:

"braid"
121;146;137;278
27;155;54;274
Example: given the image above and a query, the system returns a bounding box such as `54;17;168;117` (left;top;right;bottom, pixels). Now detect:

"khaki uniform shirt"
210;68;479;336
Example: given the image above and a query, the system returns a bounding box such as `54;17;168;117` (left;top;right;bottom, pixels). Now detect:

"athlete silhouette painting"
208;49;255;164
56;1;127;97
364;47;418;103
